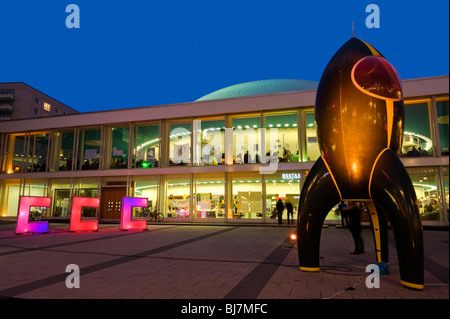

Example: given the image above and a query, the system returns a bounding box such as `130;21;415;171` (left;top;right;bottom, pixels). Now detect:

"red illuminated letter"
70;197;100;232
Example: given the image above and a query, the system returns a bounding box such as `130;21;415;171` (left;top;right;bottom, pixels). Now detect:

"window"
34;97;39;104
133;124;160;168
51;130;75;171
2;181;21;216
133;177;159;217
443;166;449;213
193;119;225;166
402;101;432;157
26;132;50;172
407;167;443;221
3;134;26;173
50;179;71;217
106;126;129;169
162;175;191;219
77;128;101;170
264;112;299;163
231;115;261;164
436;99;449;155
231;173;262;220
43;102;51;112
33;108;38;115
193;174;225;220
169;122;191;166
265;171;301;222
304;111;320;161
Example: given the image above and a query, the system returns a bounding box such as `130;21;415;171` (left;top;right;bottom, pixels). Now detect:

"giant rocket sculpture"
297;36;424;290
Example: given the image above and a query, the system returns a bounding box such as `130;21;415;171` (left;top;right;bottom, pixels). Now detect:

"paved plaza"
0;221;448;302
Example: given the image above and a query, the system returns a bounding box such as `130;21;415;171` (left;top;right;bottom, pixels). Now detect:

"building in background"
0;76;448;226
0;82;78;121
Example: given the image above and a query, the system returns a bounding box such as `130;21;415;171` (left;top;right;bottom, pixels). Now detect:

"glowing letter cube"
70;197;100;232
16;196;51;234
120;197;148;231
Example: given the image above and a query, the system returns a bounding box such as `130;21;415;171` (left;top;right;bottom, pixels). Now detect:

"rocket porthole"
351;56;403;101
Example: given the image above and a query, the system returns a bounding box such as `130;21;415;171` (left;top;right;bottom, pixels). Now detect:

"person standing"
285;202;294;224
343;201;364;254
338;201;348;227
276;199;284;224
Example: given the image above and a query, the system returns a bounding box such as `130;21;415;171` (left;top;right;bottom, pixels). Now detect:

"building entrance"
100;187;126;220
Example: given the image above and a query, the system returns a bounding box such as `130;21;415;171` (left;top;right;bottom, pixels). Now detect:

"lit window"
44;102;51;112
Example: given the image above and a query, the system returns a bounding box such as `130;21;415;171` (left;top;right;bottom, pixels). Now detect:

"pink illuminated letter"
120;197;148;231
70;197;100;232
15;196;51;235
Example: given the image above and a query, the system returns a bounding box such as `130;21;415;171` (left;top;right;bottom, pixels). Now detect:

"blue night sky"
1;0;448;112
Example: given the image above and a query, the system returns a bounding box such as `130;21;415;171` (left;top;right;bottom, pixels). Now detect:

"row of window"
1;165;448;222
1;99;448;174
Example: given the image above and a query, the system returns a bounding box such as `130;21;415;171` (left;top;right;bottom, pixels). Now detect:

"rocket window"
352;56;402;100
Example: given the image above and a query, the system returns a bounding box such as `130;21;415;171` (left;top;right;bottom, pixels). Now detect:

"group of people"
277;199;365;255
275;199;295;224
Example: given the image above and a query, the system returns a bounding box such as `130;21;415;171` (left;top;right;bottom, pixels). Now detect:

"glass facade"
106;126;129;169
193;174;225;220
231;174;262;220
169;123;191;166
50;179;71;217
265;171;301;222
304;111;320;162
133;123;160;168
231;115;261;164
436;99;449;155
77;128;101;170
264;112;299;163
0;92;448;226
193;119;225;166
53;130;75;171
402;101;433;157
163;175;190;219
407;167;444;222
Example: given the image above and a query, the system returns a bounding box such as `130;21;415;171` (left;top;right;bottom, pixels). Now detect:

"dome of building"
196;79;318;101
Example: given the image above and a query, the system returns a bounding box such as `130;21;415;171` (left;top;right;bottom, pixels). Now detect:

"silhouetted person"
244;151;252;163
343;201;364;254
338;201;348;227
276;199;284;224
285;202;294;224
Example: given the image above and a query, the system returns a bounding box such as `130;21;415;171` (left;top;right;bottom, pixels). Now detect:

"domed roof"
196;79;318;101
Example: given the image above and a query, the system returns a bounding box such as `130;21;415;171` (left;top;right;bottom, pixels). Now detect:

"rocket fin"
369;149;424;289
365;201;390;264
297;156;341;271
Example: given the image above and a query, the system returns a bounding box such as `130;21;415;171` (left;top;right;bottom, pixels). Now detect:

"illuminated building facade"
0;76;448;226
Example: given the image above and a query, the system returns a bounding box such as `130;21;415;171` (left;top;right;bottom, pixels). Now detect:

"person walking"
276;199;284;224
285;202;294;224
